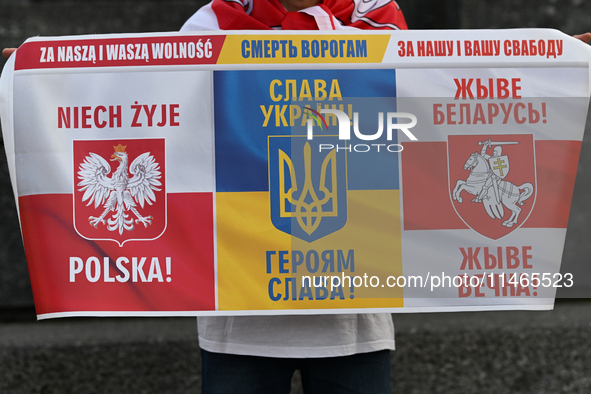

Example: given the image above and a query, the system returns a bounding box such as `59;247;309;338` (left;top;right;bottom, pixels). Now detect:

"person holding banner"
180;1;407;393
177;2;591;394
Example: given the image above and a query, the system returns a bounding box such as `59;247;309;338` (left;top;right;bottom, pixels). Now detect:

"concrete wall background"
0;0;590;311
1;2;590;394
461;0;591;32
3;302;591;394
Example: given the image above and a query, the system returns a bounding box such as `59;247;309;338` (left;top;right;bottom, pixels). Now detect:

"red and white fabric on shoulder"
181;0;408;31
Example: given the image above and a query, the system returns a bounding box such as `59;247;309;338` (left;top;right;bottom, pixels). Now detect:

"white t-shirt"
197;314;394;358
182;2;395;358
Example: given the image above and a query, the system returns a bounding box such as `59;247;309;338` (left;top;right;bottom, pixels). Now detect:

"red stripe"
19;193;215;315
401;140;581;231
401;141;466;230
522;140;581;228
15;35;226;71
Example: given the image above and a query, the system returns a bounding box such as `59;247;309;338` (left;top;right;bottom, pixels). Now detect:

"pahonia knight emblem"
449;135;536;240
73;139;166;245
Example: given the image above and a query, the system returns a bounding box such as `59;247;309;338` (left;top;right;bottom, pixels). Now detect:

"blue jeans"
200;349;391;394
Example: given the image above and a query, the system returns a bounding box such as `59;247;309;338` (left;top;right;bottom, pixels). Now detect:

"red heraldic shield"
448;134;536;240
74;139;166;246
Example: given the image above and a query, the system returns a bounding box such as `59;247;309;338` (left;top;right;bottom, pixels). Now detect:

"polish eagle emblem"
77;144;162;235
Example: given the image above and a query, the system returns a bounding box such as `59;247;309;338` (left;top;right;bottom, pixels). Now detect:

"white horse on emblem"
452;152;534;228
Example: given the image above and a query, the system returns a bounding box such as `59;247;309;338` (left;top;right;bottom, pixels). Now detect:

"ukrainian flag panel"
214;69;404;311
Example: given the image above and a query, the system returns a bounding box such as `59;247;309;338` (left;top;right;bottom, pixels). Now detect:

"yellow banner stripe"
216;190;403;311
217;34;391;64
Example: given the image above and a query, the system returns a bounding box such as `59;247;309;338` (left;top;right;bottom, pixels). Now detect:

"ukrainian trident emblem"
269;136;347;242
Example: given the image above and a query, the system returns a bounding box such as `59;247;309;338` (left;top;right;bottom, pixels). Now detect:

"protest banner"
1;29;590;318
